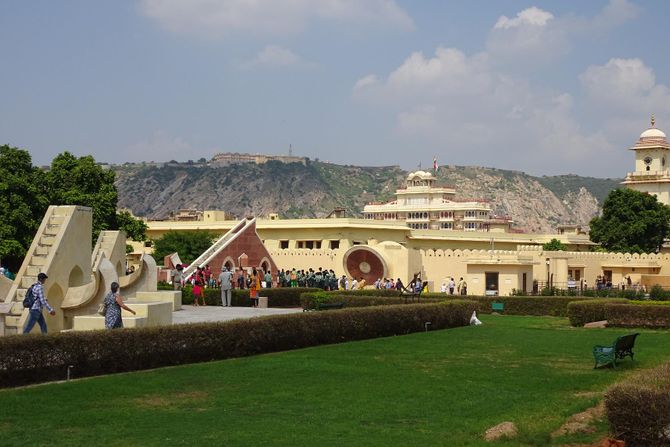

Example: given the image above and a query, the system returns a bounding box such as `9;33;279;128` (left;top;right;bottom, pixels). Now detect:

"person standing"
249;267;260;307
171;264;183;291
219;266;233;307
104;281;136;329
448;277;455;295
193;274;205;306
23;273;55;334
458;277;468;295
237;268;246;289
264;269;272;288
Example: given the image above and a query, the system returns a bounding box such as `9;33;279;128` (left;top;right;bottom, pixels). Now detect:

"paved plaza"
172;305;303;325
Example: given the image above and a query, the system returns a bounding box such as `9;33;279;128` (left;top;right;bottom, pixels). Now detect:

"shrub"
466;296;584;317
328;289;404;297
649;284;670;301
605;361;670;446
0;301;477;388
605;303;670;328
567;299;629;327
157;281;173;291
300;292;447;310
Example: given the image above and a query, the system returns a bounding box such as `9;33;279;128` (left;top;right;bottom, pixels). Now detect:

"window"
352;241;362;245
330;240;340;250
280;240;289;249
144;241;152;248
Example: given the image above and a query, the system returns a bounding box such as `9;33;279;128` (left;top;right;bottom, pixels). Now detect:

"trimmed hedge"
181;286;320;307
300;292;447;310
605;361;670;446
0;301;477;388
465;296;587;317
567;299;629;327
304;293;623;318
605;303;670;328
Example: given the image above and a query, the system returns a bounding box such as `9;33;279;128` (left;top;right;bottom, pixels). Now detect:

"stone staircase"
2;207;70;335
182;218;254;281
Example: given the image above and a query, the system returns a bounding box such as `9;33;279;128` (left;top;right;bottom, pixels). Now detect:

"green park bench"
592;333;640;369
491;302;504;312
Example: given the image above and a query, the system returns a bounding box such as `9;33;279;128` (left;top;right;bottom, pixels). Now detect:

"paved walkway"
172;305;303;325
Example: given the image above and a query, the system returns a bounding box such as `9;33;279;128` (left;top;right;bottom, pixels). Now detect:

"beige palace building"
139;120;670;296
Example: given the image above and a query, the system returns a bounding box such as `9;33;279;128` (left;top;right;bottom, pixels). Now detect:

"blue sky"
1;0;669;177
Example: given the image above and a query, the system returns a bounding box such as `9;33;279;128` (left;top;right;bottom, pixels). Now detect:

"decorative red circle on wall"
343;246;388;285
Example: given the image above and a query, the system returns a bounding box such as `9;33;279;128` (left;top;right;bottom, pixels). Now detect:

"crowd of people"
167;264;472;297
169;264;424;294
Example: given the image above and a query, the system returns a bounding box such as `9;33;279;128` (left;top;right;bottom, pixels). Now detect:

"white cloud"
139;0;414;39
354;47;492;103
593;0;639;29
353;41;620;173
240;45;313;69
353;74;378;91
580;58;665;105
494;7;554;30
487;0;638;67
579;58;670;140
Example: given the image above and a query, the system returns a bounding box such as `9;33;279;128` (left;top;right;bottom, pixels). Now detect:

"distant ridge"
114;160;621;233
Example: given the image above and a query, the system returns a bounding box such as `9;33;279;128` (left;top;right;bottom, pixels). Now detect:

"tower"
622;115;670;206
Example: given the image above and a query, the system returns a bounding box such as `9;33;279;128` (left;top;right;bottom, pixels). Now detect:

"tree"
44;152;147;243
542;238;567;251
589;188;670;253
0;145;48;270
115;210;148;242
153;230;216;264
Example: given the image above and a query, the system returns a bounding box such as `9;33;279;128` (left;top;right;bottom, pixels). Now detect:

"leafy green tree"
44;152;147;243
44;152;118;237
115;210;147;242
153;230;217;264
542;238;568;251
0;145;48;269
589;188;670;253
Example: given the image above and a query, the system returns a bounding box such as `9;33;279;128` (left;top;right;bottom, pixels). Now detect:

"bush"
605;361;670;446
0;301;477;388
649;284;670;301
567;299;629;327
328;289;405;297
157;281;173;291
605;303;670;328
181;286;320;307
300;292;447;310
466;296;585;317
303;293;607;317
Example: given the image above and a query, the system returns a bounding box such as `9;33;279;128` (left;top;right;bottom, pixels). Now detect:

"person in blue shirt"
23;272;56;334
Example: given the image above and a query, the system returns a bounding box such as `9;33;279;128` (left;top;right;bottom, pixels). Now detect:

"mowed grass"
1;315;670;446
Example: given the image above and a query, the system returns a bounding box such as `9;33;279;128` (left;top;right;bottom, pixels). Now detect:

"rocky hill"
114;160;621;233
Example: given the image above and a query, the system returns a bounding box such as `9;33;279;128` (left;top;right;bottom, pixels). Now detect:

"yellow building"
622;116;670;205
137;119;670;296
363;170;512;232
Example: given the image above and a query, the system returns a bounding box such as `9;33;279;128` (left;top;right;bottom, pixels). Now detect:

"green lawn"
1;315;670;446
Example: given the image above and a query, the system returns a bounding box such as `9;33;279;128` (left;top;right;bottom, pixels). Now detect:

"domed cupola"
632;115;669;150
623;115;670;207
